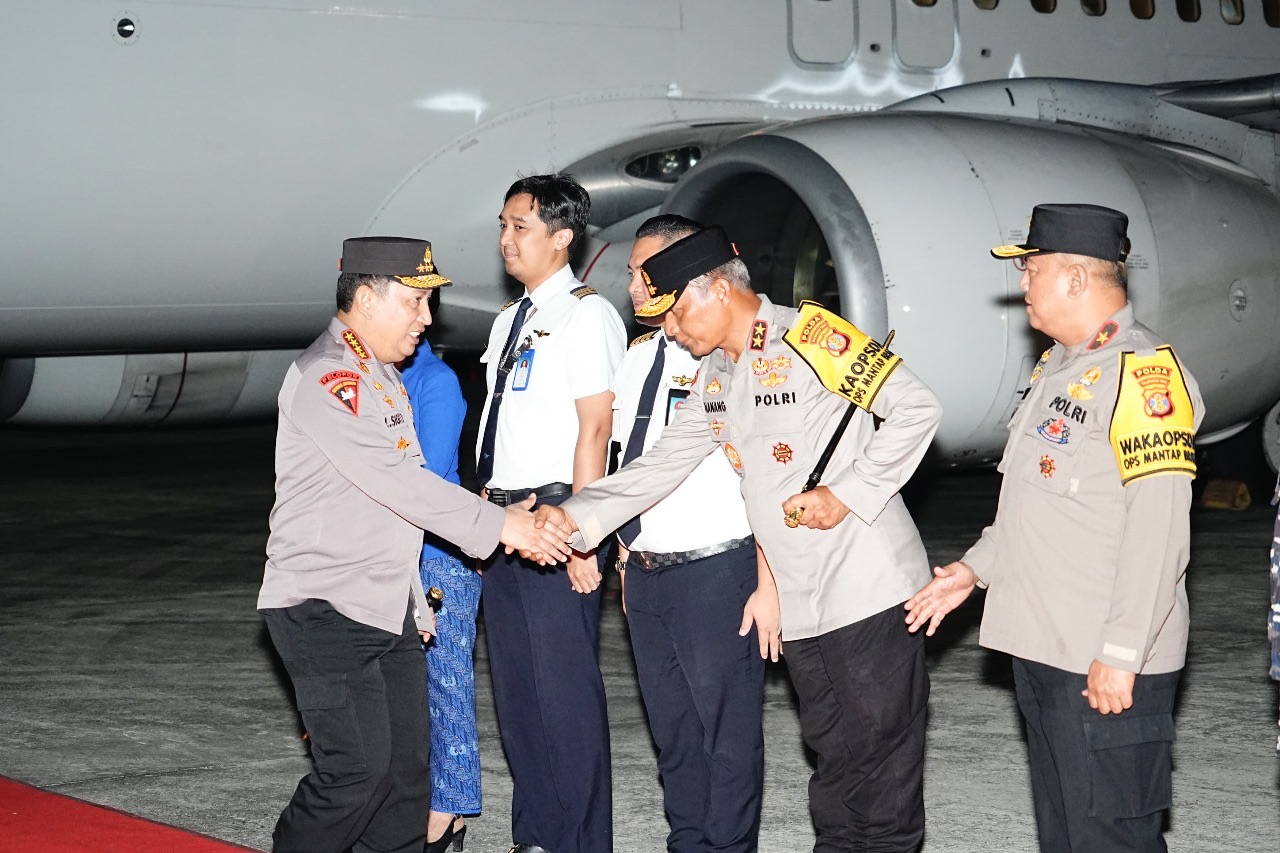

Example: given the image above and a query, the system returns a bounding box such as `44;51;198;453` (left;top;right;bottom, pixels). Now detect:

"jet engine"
658;107;1280;466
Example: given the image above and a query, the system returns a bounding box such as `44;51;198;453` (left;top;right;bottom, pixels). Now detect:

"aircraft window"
625;146;702;183
913;0;938;6
1219;0;1243;24
1265;0;1280;27
1082;0;1105;15
973;0;999;8
1176;0;1200;21
1129;0;1154;19
1031;0;1056;12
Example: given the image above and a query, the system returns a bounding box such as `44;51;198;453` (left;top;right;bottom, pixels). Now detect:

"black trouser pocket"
292;675;368;772
1083;712;1174;818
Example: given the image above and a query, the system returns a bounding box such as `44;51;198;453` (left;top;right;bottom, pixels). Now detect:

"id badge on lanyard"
512;349;535;391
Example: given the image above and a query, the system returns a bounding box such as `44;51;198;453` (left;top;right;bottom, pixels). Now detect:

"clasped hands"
496;498;602;594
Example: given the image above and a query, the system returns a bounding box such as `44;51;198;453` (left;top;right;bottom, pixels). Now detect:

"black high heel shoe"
423;815;465;853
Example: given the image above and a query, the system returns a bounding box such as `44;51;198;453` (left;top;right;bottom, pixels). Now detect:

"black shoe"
507;846;550;853
423;815;466;853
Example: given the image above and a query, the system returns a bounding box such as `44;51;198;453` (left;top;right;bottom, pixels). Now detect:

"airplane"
3;0;1279;473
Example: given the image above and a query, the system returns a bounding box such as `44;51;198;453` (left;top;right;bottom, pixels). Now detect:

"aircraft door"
788;0;856;66
893;0;956;70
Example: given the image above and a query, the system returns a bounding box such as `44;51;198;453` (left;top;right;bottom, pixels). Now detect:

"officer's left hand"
1083;659;1136;715
781;486;851;530
740;588;782;662
566;552;602;595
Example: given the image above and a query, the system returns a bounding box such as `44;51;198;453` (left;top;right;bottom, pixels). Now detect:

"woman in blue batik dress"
1270;474;1280;755
401;293;481;853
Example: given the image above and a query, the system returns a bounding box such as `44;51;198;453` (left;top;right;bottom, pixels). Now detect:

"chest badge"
1037;418;1071;445
397;437;411;450
759;372;788;389
706;378;723;396
373;381;384;391
751;357;770;376
709;419;725;437
772;442;794;464
672;374;695;387
1067;366;1102;401
382;395;396;408
771;355;792;370
1039;454;1056;478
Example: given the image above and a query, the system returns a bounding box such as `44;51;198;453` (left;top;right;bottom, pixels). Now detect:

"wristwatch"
614;555;627;573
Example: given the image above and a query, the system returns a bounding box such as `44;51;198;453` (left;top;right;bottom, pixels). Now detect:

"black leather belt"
485;482;571;507
630;536;754;572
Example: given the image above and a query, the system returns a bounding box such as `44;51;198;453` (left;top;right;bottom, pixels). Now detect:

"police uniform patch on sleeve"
570;285;597;299
630;331;657;348
783;300;902;412
325;377;360;416
1109;346;1197;484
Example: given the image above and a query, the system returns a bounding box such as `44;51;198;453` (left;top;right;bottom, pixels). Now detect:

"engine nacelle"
0;350;296;426
662;112;1280;465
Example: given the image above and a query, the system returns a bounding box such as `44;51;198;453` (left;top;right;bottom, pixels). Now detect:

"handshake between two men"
496;494;579;568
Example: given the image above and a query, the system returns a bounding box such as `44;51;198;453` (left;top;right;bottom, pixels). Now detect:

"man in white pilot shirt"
611;214;780;853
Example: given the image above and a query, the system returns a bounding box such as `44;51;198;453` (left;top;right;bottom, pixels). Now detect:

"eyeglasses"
1012;256;1028;272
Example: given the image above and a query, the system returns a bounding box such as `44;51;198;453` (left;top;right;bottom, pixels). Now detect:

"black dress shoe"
507;845;551;853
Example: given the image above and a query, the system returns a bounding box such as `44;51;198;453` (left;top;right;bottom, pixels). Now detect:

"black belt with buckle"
485;482;572;507
631;536;754;572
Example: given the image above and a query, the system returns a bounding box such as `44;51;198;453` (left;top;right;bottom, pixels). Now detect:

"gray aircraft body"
3;0;1280;469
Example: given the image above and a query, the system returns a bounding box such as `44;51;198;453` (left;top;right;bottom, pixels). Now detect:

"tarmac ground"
0;422;1276;852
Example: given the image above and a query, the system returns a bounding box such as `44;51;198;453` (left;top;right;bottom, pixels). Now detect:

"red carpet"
0;776;259;852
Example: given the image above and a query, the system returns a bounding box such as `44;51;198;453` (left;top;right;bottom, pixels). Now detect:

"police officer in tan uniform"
906;204;1204;853
537;226;944;853
259;236;571;853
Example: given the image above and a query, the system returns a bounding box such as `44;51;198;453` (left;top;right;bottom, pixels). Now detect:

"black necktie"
618;336;666;547
476;297;532;486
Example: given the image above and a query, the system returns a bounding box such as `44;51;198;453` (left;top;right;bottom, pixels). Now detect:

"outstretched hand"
499;495;573;565
904;561;978;637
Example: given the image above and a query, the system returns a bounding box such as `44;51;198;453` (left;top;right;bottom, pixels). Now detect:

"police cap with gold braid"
635;225;739;318
340;236;452;289
991;204;1130;262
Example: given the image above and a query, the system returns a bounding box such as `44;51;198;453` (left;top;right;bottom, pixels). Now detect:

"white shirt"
477;265;626;489
612;330;751;553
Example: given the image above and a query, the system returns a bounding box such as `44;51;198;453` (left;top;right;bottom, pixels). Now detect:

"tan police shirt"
566;296;943;640
259;318;505;635
963;304;1204;675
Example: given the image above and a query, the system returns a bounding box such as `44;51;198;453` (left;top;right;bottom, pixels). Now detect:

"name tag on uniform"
512;349;535;391
665;389;689;424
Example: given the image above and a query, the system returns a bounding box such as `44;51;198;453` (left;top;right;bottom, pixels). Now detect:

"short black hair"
336;273;391;312
504;173;591;251
635;213;704;244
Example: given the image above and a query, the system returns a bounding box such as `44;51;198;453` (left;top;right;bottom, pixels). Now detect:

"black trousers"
624;541;765;853
1013;658;1180;853
782;603;929;853
262;599;430;853
482;494;613;853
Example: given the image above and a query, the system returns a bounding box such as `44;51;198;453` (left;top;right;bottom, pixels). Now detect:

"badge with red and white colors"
772;442;793;464
709;419;726;438
724;443;743;471
1039;455;1055;478
751;357;770;376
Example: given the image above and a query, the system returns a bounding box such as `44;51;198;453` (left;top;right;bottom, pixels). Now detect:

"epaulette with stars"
629;331;658;348
570;285;597;299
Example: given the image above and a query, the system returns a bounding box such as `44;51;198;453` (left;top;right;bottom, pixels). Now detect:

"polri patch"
319;370;361;386
327;378;360;416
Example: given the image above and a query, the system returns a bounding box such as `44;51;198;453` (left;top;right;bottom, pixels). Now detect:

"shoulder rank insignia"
750;320;769;352
342;329;370;360
783;300;901;412
1109;346;1196;484
570;285;597;299
1087;320;1120;351
630;330;658;348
